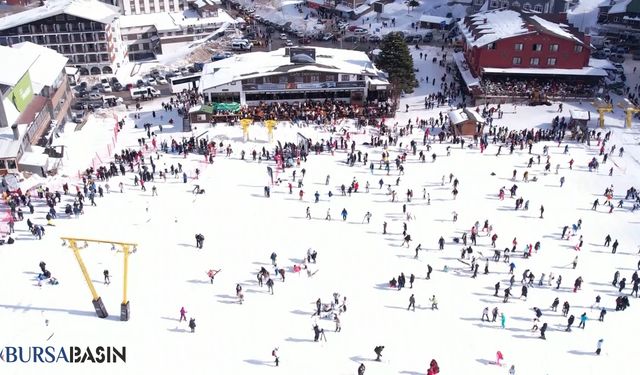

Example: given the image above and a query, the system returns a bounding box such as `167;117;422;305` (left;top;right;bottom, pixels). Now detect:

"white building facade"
121;0;188;15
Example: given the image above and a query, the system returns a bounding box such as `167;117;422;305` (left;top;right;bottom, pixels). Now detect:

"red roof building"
456;10;603;81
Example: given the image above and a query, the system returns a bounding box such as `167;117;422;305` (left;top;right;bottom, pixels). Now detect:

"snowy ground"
1;46;640;375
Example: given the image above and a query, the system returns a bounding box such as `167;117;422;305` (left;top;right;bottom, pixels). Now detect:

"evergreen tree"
407;0;420;12
377;32;417;94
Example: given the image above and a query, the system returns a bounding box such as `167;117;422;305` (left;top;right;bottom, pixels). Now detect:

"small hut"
569;109;590;130
448;108;485;136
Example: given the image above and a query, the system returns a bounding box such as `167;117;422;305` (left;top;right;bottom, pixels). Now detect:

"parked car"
88;93;102;100
354;28;368;35
156;76;168;85
368;35;381;42
322;33;334;41
610;54;625;63
101;83;112;93
285;39;294;47
299;37;312;44
280;33;288;40
136;79;145;88
112;82;123;91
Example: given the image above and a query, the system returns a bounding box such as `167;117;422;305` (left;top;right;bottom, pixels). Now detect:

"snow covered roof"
0;45;33;86
482;66;608;77
459;10;530;48
119;9;235;33
0;124;28;159
589;58;616;71
200;47;385;91
569;109;590;120
448;108;484;125
609;0;632;13
0;0;120;31
419;15;453;25
12;42;68;90
453;52;480;87
529;16;583;44
459;10;586;48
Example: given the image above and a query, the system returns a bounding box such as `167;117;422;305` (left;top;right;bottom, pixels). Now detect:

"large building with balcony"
199;47;390;106
121;0;189;15
473;0;568;13
0;42;71;175
0;0;127;75
455;10;602;78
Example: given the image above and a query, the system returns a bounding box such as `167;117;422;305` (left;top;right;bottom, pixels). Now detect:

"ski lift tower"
62;237;137;321
240;118;253;142
591;97;613;128
617;98;640;128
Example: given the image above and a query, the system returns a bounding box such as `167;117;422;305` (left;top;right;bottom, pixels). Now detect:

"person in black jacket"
374;346;384;361
565;315;575;331
358;363;365;375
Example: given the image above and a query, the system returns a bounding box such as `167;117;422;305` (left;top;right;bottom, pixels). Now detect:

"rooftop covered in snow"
200;47;386;90
0;45;34;87
458;9;587;48
119;9;235;33
0;0;120;31
11;42;68;92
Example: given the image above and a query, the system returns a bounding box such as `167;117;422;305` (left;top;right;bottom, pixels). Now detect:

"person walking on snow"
341;208;348;221
179;307;187;322
578;312;588;329
408;294;416;311
596;339;603;355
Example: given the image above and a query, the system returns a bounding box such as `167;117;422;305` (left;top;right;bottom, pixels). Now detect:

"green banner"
8;71;33;113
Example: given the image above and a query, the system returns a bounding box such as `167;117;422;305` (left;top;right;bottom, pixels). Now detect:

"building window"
490;0;499;7
310;74;319;82
487;42;496;50
547;57;556;66
341;74;350;82
294;74;303;83
533;4;543;12
532;43;542;51
574;45;583;52
278;75;287;83
501;0;509;7
512;57;522;65
511;1;520;7
549;44;559;52
514;43;523;51
530;57;539;65
137;34;143;40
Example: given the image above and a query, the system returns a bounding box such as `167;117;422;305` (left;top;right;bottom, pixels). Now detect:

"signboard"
8;71;33;112
243;80;366;91
373;2;384;13
289;47;316;63
243;83;286;91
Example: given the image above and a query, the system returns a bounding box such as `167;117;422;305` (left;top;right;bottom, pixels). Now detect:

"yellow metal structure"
617;99;640;128
62;237;137;320
265;120;277;141
592;98;613;128
240;118;253;141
